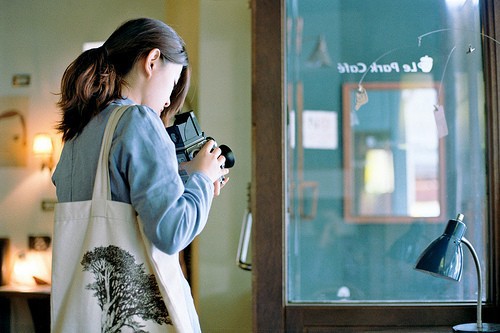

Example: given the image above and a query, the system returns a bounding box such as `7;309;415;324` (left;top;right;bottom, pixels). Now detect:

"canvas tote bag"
52;105;195;333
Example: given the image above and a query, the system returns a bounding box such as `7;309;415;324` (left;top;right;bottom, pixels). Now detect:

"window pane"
286;0;488;303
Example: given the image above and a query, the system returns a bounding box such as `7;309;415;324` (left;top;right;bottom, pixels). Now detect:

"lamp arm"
461;237;482;329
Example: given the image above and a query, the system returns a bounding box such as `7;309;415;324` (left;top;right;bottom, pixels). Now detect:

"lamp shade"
414;213;500;332
414;214;466;281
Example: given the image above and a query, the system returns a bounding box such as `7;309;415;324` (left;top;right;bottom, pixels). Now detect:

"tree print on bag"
81;245;172;333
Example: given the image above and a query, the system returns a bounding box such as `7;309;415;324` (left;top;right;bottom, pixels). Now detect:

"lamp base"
453;323;500;332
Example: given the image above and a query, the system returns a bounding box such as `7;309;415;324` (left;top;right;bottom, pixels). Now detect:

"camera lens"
220;144;235;168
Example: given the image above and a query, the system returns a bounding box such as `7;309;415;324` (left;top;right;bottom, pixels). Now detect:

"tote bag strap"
92;105;130;204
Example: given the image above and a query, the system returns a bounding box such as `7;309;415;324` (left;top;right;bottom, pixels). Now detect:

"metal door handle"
236;208;252;271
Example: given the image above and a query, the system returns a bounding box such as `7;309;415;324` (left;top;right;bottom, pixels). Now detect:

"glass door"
286;0;487;305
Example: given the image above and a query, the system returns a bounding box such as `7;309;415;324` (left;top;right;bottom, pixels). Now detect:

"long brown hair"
56;18;190;142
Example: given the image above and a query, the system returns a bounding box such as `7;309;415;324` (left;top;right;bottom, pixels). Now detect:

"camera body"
166;111;234;183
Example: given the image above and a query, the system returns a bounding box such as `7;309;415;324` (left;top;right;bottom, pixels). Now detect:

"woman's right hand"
180;140;229;185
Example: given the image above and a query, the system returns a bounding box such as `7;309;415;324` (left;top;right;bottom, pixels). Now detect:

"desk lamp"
414;213;500;332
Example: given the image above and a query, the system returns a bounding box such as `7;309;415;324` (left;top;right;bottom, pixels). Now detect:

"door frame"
251;0;500;331
251;0;285;331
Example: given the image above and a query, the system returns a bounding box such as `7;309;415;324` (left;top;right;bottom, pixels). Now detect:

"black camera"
166;111;235;183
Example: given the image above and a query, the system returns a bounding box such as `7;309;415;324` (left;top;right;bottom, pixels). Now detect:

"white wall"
0;0;167;261
197;1;252;332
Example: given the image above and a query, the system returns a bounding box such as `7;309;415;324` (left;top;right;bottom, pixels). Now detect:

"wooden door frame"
251;0;285;331
251;0;500;331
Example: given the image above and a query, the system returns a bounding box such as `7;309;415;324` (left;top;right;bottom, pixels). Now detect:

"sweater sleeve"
109;105;214;254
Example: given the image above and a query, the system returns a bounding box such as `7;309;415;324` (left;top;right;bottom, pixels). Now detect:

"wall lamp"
32;133;54;171
414;213;500;332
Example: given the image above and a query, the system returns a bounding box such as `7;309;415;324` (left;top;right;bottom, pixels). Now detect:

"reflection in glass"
364;148;394;195
286;0;487;304
344;82;444;222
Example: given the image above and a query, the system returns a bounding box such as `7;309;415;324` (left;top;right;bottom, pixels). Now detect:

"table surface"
0;285;50;298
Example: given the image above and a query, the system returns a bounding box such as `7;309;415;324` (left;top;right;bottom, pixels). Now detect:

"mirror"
343;82;445;223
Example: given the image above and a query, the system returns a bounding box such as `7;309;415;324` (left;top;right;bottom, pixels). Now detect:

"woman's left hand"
213;176;229;196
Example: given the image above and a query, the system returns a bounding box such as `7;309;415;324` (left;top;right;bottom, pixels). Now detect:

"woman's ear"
144;48;162;77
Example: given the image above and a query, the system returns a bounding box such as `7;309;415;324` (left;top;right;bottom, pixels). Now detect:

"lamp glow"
11;251;51;287
414;214;500;332
33;133;53;154
32;133;54;171
364;149;394;194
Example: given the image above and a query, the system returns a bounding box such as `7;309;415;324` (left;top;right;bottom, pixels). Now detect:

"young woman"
52;18;228;332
